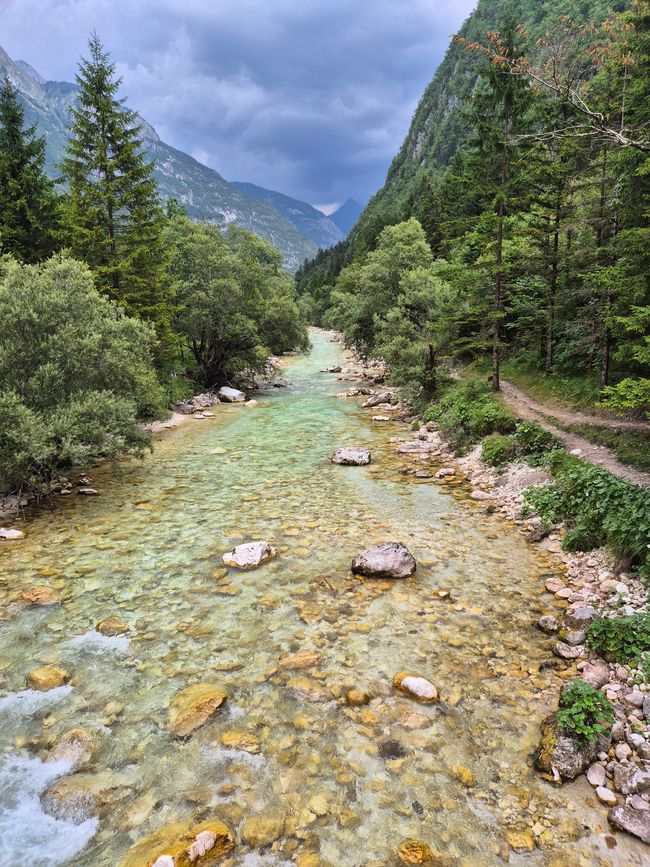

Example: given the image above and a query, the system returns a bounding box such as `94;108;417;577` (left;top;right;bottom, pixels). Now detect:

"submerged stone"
352;543;416;579
392;672;438;703
27;665;70;691
395;838;435;864
19;586;61;607
43;769;133;823
0;527;25;540
47;728;94;771
168;683;228;737
331;447;371;466
96;616;129;636
121;818;235;867
222;540;277;569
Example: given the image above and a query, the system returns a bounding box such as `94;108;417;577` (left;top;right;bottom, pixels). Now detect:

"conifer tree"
60;33;172;354
0;75;60;262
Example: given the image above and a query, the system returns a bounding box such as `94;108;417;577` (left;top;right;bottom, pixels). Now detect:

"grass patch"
500;359;601;411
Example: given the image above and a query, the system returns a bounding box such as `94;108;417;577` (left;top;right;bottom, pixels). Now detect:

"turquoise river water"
0;330;644;866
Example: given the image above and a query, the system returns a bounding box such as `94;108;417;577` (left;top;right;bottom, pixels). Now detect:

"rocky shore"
334;342;650;847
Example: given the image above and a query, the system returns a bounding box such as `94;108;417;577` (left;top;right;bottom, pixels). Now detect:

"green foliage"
586;613;650;664
513;421;562;464
0;254;164;493
423;380;515;453
555;679;614;743
59;33;173;356
524;453;650;568
165;216;307;387
481;433;515;467
0;75;60;261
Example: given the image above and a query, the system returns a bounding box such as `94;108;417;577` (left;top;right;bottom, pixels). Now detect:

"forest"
0;35;307;493
296;0;649;422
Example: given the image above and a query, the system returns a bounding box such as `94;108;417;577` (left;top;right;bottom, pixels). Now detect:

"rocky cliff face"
0;46;318;271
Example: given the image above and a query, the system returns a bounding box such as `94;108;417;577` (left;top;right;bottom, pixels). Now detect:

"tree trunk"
546;191;562;371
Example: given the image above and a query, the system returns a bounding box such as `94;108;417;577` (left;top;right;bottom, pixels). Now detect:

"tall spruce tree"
0;75;60;262
60;33;172;355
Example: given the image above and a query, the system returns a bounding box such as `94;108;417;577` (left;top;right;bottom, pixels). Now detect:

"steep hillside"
0;46;317;271
232;181;344;249
348;0;628;253
329;199;363;235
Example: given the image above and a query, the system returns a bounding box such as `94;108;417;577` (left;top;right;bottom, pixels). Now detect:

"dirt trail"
499;380;650;487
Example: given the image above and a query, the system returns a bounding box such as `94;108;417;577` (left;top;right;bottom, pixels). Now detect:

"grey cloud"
3;0;476;203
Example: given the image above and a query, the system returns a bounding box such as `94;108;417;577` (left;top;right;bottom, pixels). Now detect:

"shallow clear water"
0;331;643;866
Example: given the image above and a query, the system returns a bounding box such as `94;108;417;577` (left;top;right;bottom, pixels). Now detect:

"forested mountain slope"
0;46;318;271
341;0;628;258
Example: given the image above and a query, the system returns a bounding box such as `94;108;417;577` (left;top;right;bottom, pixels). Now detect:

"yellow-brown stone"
240;812;286;848
504;828;536;853
19;586;61;607
219;729;260;753
346;689;371;706
287;677;329;702
450;764;476;788
279;651;320;670
396;838;435;864
27;665;69;691
121;818;235;867
96;616;129;636
168;683;228;737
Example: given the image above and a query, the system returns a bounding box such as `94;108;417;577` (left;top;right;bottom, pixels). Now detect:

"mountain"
329;199;363;235
232;181;344;250
346;0;628;255
0;46;317;271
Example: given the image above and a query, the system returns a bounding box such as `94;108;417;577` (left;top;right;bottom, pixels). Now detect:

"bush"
0;254;162;493
423;380;515;453
513;421;562;464
524;453;650;574
586;614;650;664
555;679;614;743
481;433;515;467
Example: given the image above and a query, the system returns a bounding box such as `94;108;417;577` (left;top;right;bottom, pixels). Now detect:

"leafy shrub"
586;613;650;664
0;254;161;493
513;421;562;464
423;380;515;453
555;679;614;743
524;453;650;572
481;434;515;467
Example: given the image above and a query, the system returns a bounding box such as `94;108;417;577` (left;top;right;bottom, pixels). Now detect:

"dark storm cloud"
3;0;476;205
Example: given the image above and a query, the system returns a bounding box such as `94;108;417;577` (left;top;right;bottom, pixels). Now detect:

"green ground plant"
524;453;650;578
481;433;516;467
423;380;515;453
555;679;614;743
586;613;650;664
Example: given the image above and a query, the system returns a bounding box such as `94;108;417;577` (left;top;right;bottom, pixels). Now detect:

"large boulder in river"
535;713;599;783
351;542;416;579
218;386;246;402
0;527;25;540
331;447;371;466
121;818;235;867
168;683;229;737
222;540;277;569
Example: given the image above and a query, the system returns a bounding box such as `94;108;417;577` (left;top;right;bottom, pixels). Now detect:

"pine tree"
60;33;172;355
0;75;60;262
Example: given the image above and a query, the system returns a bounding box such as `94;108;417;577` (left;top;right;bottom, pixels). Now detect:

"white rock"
0;527;25;540
152;857;175;867
245;399;258;407
587;763;607;788
331;447;371;466
218;386;246;402
222;540;277;569
470;490;493;501
596;786;617;806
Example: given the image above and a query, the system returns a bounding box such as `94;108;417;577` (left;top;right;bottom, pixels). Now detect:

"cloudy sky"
3;0;476;208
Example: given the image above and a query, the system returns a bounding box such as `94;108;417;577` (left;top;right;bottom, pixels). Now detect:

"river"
0;330;643;865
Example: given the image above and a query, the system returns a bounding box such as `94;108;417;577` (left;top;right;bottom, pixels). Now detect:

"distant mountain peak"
329;199;363;235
